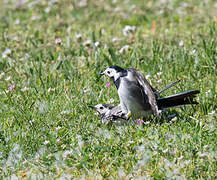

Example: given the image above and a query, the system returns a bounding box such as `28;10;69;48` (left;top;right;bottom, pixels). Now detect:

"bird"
88;80;180;123
100;65;200;119
88;104;127;124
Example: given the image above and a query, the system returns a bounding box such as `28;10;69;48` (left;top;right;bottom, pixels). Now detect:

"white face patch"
103;68;121;81
113;72;121;81
95;104;108;114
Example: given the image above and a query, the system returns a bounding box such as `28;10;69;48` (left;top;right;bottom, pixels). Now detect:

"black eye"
100;107;104;110
107;71;110;74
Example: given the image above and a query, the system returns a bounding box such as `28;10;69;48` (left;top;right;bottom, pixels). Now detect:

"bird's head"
100;65;126;81
88;104;113;115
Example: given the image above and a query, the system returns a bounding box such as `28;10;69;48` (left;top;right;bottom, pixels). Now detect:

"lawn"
0;0;216;179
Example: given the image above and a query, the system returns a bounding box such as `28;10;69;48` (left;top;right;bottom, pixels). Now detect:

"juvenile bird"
100;65;200;119
88;104;126;124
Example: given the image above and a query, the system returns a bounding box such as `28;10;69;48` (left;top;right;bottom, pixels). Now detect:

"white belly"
118;80;143;114
117;78;154;118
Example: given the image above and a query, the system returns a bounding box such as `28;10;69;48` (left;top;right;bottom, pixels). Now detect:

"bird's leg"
119;102;130;120
126;111;132;120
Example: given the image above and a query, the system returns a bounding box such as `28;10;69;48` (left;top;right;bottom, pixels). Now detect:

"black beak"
88;105;96;109
100;72;104;76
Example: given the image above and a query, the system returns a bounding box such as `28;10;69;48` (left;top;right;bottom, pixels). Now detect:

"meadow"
0;0;216;179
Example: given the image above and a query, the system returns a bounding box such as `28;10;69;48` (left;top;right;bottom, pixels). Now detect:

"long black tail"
157;90;200;110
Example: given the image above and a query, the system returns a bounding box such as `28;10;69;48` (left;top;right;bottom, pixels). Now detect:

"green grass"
0;0;216;179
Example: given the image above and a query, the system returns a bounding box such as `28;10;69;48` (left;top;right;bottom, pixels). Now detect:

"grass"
0;0;216;179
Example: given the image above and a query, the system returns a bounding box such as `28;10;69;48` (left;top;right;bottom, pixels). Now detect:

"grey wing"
110;105;127;121
127;68;160;116
127;68;157;93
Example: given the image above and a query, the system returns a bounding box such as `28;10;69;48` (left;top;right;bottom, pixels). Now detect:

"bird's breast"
118;78;145;112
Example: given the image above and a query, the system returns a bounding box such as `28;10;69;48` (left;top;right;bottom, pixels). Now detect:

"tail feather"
157;90;200;109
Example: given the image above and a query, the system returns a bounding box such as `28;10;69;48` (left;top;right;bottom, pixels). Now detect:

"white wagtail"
88;104;127;124
89;80;179;123
100;65;200;119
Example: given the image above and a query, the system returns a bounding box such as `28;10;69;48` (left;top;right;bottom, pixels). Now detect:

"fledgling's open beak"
88;105;96;109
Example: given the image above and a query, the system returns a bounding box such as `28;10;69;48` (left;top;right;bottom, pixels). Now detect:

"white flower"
48;87;55;92
179;40;184;47
83;39;91;46
108;98;114;103
163;148;169;153
156;79;162;83
144;121;150;125
78;0;87;7
112;37;122;42
203;145;209;149
0;72;5;79
145;74;151;79
118;169;126;178
60;110;70;115
198;152;207;157
119;45;130;54
209;110;215;115
122;25;136;36
158;9;164;14
130;4;136;9
2;49;12;58
171;117;178;122
5;76;11;81
48;0;58;5
75;34;82;41
43;140;50;145
55;126;61;130
190;49;196;55
44;7;51;13
15;19;20;24
137;144;145;152
12;36;19;41
21;87;30;92
177;156;183;161
31;15;41;21
157;72;162;76
97;129;111;139
94;41;100;47
63;150;73;158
